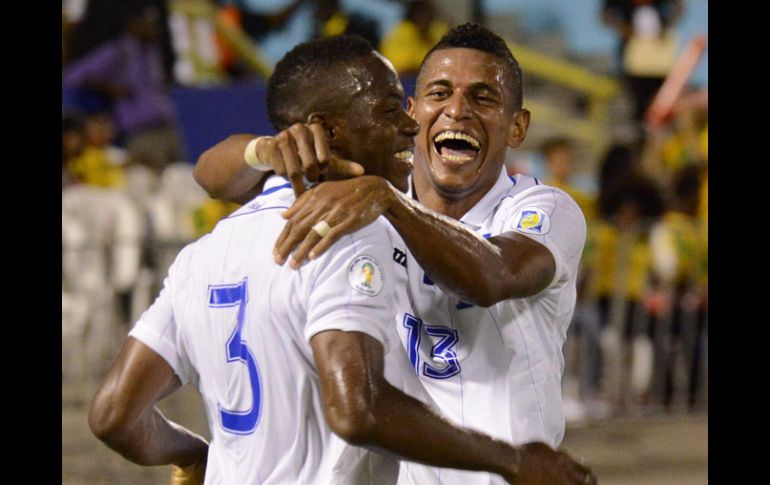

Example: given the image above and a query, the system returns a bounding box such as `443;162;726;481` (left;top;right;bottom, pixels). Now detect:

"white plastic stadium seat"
62;185;145;376
146;162;209;274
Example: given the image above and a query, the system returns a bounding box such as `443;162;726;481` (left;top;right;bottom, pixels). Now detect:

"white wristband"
244;137;273;172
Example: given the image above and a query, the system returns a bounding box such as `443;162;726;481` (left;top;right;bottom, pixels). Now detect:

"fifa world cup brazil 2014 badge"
513;207;551;235
347;255;385;296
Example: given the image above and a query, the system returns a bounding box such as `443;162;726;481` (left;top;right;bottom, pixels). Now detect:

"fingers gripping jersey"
395;169;587;485
129;176;416;485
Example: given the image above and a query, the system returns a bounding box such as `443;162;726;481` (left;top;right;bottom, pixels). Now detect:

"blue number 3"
209;279;262;434
403;313;461;379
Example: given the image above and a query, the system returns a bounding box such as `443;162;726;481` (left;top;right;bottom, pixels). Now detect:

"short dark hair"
418;23;523;111
266;35;374;131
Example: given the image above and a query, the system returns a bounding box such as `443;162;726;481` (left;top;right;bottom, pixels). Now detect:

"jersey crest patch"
347;255;385;296
513;207;551;235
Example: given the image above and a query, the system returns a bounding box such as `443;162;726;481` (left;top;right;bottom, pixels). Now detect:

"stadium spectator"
542;136;595;221
587;171;664;411
640;88;708;191
62;111;86;188
648;163;707;410
597;142;638;220
313;0;381;49
380;0;449;75
64;0;176;95
601;0;684;135
63;1;185;174
65;111;128;189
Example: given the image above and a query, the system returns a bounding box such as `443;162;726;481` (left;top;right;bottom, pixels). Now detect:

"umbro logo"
393;248;407;268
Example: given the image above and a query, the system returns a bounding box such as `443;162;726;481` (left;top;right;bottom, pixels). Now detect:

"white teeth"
433;131;481;149
395;150;413;163
442;154;474;162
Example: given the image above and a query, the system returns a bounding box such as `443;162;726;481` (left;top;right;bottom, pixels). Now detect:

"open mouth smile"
433;130;482;162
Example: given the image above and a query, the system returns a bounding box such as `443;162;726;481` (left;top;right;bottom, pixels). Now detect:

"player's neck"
412;177;489;221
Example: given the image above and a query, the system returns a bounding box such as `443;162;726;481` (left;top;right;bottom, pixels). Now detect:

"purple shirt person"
63;3;183;171
63;33;176;137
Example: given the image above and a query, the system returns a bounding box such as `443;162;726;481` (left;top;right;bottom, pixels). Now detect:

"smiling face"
409;47;529;207
326;53;419;192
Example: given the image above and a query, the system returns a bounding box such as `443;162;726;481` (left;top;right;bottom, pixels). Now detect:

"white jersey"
395;168;587;485
130;175;422;485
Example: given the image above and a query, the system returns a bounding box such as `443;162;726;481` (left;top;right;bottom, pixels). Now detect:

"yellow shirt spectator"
650;211;708;288
192;199;240;237
380;20;448;74
322;12;349;36
586;221;652;301
547;179;596;223
66;146;126;188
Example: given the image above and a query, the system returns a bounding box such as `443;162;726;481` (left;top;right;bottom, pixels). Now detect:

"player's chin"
391;173;410;193
389;162;413;193
429;170;477;197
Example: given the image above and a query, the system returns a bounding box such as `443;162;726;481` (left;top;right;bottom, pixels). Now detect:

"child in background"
65;111;128;188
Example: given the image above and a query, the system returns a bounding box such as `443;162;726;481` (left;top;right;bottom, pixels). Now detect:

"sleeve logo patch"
513;207;551;234
347;255;385;296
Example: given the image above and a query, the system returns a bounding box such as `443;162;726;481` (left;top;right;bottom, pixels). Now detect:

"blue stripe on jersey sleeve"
260;183;292;197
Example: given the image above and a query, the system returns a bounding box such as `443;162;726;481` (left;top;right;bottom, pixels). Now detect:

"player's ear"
406;97;416;118
507;108;530;149
307;112;335;140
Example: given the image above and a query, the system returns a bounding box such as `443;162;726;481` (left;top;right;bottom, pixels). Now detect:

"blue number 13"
208;279;262;434
403;313;461;379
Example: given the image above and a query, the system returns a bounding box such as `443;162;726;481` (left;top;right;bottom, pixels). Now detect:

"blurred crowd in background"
61;0;708;423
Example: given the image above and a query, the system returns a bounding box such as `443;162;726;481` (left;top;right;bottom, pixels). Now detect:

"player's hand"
505;442;596;485
255;122;364;198
170;458;207;485
274;176;395;268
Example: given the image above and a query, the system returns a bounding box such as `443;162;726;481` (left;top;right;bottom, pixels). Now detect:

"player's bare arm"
194;133;268;204
89;338;208;477
196;136;555;306
194;123;364;202
275;175;555;306
311;329;594;484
